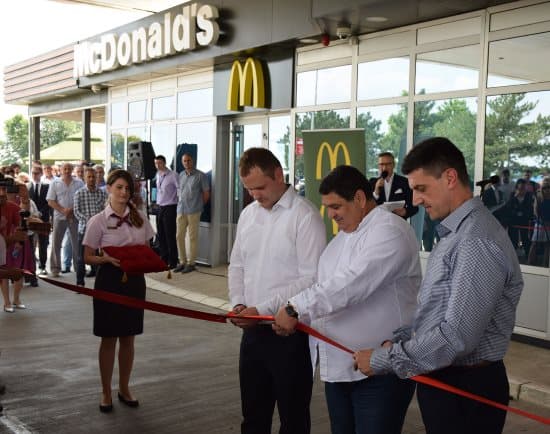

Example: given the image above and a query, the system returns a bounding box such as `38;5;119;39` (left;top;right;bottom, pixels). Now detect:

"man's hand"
393;207;407;217
231;306;260;329
272;305;298;336
353;349;375;376
375;178;385;191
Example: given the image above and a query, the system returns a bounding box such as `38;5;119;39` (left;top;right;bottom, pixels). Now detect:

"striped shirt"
371;197;523;378
73;186;108;234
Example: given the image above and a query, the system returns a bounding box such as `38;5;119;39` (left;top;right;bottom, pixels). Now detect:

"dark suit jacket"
369;173;418;219
28;182;51;222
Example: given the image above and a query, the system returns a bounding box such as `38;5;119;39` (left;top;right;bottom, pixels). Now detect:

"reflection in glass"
412;97;477;251
488;32;550;87
110;129;125;168
483;90;550;268
416;45;480;93
152;95;176;120
294;109;350;190
357;104;408;179
127;126;148;144
128;100;147;123
317;65;352;104
177;88;213;118
151;124;176;165
110;102;126;126
357;57;409;100
176;121;214;173
269;115;291;180
296;70;316;107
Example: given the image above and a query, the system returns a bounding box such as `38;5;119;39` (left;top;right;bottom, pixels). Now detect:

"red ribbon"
37;275;550;426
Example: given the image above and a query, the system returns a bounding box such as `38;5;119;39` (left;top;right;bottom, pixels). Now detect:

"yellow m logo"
316;141;351;235
227;58;266;111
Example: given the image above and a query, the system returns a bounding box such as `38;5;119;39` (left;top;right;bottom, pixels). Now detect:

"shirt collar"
272;185;294;210
103;203;129;218
438;196;480;236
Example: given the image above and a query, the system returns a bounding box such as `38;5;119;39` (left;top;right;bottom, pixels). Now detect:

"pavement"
145;263;550;410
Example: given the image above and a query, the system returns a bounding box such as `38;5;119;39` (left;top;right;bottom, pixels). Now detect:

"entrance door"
227;117;268;257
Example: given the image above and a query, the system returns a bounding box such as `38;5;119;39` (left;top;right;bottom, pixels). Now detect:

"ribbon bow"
110;213;132;227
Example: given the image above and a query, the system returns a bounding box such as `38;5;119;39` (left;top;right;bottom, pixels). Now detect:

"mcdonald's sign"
226;58;266;111
302;129;366;240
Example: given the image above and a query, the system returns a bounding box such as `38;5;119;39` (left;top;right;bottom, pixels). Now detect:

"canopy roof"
40;136;105;163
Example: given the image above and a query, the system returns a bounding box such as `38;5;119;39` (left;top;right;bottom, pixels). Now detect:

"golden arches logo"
316;141;351;235
226;58;266;111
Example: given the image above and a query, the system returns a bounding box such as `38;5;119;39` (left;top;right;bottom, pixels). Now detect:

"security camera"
90;84;103;94
336;26;352;40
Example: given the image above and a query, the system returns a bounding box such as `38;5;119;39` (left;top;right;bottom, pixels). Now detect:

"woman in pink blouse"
83;170;155;413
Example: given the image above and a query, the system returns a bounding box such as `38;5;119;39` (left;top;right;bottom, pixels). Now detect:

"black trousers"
32;232;49;270
417;360;509;434
157;204;178;268
239;325;313;434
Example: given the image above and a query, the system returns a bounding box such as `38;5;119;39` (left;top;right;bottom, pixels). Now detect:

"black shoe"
173;264;186;272
182;264;196;273
30;280;39;287
0;384;5;395
0;402;3;413
99;402;113;413
118;392;139;408
85;271;96;278
61;269;71;274
77;281;85;286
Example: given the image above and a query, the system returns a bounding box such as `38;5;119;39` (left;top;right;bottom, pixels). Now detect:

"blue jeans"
325;375;415;434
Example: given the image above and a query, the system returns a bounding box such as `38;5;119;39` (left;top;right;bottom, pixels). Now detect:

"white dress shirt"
290;207;421;382
228;186;326;315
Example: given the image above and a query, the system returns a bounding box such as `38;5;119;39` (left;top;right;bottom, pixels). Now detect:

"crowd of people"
0;139;526;433
480;168;550;266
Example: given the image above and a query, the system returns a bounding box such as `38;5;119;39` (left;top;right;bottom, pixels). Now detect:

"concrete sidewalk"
146;264;550;409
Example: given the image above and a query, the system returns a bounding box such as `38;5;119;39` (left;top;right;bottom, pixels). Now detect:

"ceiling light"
299;38;318;44
365;16;388;23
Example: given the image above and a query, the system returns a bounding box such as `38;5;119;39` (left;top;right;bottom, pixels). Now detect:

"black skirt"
93;263;146;337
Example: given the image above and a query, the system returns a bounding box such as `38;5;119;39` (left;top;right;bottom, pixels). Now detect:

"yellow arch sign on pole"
226;58;266;111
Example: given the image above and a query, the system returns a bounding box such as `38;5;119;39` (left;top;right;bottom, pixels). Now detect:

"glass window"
488;32;550;87
357;57;409;100
296;70;316;107
110;129;125;168
110;102;126;126
294;109;351;190
483;90;550;267
151;124;176;166
416;45;480;93
317;65;352;105
128;100;147;123
269;115;291;181
127;126;148;144
357;104;408;179
176;121;214;173
177;88;213;118
412;97;477;252
152;95;176;120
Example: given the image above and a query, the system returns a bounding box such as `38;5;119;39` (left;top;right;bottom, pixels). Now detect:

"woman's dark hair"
402;137;469;186
319;165;373;201
239;147;282;179
107;169;144;228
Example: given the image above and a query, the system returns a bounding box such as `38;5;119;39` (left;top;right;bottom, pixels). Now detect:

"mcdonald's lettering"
226;58;266;111
315;141;351;179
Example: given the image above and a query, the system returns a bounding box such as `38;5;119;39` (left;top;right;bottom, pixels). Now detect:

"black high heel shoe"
117;392;139;408
99;402;113;413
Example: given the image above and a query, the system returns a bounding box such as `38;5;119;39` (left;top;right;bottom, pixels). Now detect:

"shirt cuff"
288;295;311;325
370;347;393;375
373;192;380;200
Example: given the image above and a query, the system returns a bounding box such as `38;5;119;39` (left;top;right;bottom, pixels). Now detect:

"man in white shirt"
274;165;421;434
229;148;326;434
46;163;85;277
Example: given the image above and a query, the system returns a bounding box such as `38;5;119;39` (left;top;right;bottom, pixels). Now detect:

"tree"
2;114;29;164
356;111;383;177
40;119;81;149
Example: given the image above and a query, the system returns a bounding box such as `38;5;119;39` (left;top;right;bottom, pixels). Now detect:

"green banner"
303;129;366;240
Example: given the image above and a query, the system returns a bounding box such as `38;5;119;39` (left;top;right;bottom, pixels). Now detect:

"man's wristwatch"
285;302;299;319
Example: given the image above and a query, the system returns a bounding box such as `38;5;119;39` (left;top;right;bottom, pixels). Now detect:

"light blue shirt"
177;169;209;215
46;177;85;221
371;197;523;378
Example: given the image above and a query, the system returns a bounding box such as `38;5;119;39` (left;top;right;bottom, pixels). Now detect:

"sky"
0;0;149;141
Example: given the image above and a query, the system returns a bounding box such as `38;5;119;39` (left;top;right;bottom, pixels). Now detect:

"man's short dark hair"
155;155;166;163
239;147;282;179
319;165;373;201
378;152;395;161
402;137;469;186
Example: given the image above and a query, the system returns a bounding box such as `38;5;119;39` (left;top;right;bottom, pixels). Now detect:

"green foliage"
111;132;125;167
2;114;29;164
40;119;81;149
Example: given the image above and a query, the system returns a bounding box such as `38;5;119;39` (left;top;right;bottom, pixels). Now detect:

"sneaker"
39;269;48;276
182;264;196;273
51;271;60;278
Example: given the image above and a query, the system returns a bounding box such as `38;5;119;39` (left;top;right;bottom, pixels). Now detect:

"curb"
509;377;550;408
